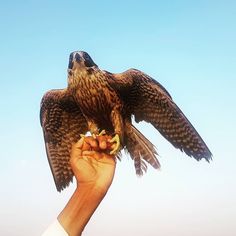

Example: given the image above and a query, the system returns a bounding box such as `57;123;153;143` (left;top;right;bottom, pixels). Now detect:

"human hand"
70;135;116;191
58;135;116;235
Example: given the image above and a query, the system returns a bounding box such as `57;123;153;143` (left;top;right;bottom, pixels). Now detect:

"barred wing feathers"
111;69;212;162
40;89;88;191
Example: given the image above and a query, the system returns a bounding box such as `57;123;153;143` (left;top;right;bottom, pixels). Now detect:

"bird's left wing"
108;69;212;162
40;89;88;191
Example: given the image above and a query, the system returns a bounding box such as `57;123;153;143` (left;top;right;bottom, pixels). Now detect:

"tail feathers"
125;124;160;175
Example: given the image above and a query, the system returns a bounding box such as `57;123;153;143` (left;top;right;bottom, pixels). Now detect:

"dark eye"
68;53;74;69
84;59;95;67
83;53;97;67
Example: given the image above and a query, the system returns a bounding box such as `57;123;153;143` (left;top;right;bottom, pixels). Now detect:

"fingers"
96;135;107;150
71;150;114;169
73;136;99;152
72;134;114;157
82;150;115;164
82;150;103;161
96;135;113;151
83;136;99;149
74;136;85;149
71;136;97;163
82;135;113;151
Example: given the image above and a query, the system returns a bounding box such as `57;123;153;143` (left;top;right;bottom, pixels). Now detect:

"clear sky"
0;0;235;235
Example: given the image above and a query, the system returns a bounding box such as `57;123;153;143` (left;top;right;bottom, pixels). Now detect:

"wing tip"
179;144;213;163
201;152;213;163
56;178;74;192
189;150;213;163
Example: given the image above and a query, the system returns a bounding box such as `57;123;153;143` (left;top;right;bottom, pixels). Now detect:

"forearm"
58;183;109;236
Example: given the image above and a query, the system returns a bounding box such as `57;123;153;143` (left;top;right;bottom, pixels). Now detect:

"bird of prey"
40;51;212;191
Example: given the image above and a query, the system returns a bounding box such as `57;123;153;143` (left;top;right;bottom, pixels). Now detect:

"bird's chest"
74;76;119;119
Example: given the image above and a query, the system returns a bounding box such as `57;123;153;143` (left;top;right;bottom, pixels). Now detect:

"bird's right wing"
40;89;88;191
109;69;212;162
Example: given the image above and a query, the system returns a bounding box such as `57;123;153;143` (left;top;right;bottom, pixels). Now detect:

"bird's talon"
98;130;106;136
92;129;106;138
109;134;120;155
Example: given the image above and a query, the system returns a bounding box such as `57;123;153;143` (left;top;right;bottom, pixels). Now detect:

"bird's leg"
87;120;107;139
87;120;100;137
109;107;124;155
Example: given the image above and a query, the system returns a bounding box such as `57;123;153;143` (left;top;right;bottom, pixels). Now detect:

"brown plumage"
40;51;212;191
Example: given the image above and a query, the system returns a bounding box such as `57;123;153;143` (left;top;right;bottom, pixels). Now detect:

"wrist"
58;181;110;236
78;178;112;196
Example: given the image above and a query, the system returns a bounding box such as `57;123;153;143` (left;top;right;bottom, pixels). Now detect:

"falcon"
40;51;212;191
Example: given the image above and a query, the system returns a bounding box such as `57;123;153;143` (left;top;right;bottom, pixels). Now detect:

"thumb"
71;137;85;160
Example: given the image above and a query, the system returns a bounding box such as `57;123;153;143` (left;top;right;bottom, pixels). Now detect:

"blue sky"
0;1;235;235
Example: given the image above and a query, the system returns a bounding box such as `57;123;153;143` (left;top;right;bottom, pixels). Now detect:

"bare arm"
58;135;116;236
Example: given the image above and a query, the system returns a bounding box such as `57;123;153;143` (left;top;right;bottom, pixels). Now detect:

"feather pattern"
124;121;160;175
40;89;88;191
110;69;212;161
41;51;212;192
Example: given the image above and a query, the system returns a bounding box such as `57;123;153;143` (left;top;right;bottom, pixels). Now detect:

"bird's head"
67;51;98;88
68;51;97;73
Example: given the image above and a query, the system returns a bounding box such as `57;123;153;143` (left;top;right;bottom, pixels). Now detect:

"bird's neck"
67;67;100;91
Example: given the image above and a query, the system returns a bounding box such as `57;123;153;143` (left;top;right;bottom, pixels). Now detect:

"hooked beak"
68;52;81;69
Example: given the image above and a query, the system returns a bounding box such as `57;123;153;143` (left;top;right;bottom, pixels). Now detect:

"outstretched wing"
109;69;212;161
40;89;88;191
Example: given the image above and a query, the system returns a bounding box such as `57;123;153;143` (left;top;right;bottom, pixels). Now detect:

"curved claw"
109;134;120;155
92;129;106;139
98;130;106;136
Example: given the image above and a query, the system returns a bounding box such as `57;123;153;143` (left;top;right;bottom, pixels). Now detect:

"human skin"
57;135;116;236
